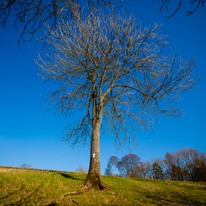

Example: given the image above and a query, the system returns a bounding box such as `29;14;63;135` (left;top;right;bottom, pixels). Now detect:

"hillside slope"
0;166;206;205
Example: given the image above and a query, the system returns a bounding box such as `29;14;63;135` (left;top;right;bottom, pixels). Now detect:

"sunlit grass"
0;166;206;205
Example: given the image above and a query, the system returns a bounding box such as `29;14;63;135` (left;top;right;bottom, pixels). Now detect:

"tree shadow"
146;192;205;206
58;172;85;181
0;186;60;206
178;184;206;191
131;178;153;182
0;185;25;204
0;191;17;203
47;203;58;206
132;186;206;206
163;180;206;191
0;186;42;205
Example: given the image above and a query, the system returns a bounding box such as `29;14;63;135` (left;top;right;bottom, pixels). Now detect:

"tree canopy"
0;0;121;46
154;0;205;19
1;0;204;48
36;10;198;149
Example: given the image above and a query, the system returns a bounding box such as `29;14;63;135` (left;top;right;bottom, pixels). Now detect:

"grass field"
0;166;206;205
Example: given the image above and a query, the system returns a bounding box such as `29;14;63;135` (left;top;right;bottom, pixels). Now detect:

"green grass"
0;166;206;205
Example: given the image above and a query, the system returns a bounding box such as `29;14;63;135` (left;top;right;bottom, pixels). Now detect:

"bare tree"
193;156;206;182
117;154;141;177
174;148;202;181
164;152;174;180
20;163;31;168
154;0;205;19
36;10;198;190
1;0;204;47
164;148;206;181
152;162;163;179
75;165;88;173
138;161;151;178
152;158;166;171
105;156;119;176
0;0;121;46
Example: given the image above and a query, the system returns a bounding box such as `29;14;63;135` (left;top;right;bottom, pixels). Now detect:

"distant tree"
164;150;189;181
150;164;154;180
36;9;198;190
138;161;151;178
164;152;174;180
176;148;200;181
164;148;206;182
151;158;166;179
0;0;121;46
170;164;184;181
105;156;119;176
193;157;206;182
75;165;88;173
152;162;163;179
153;158;166;170
154;0;205;19
20;163;31;168
117;154;141;177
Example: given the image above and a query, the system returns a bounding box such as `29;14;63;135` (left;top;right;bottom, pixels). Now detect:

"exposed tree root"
107;196;117;203
61;182;110;198
106;190;118;204
60;185;90;198
60;180;112;206
63;182;83;187
72;199;82;206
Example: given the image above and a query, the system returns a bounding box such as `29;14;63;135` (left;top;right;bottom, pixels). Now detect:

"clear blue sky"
0;1;206;174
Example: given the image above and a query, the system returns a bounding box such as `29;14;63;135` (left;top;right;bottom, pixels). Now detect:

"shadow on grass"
0;186;42;205
0;191;18;203
58;172;85;181
131;178;154;182
133;186;205;206
0;186;60;206
164;181;206;191
133;178;206;191
47;203;58;206
0;185;25;204
146;191;205;206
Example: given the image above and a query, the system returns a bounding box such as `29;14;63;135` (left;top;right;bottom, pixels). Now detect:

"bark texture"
84;99;109;190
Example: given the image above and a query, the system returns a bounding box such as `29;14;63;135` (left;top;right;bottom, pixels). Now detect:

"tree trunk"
84;119;110;190
150;166;153;179
84;98;110;190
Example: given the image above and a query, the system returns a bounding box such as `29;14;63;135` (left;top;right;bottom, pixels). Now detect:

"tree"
20;163;31;168
75;165;88;173
138;161;151;178
170;164;182;180
176;148;200;181
151;158;166;179
154;0;205;19
193;157;206;182
152;162;163;179
105;156;119;176
36;10;198;190
164;148;206;182
1;0;204;47
164;152;174;180
0;0;121;46
117;154;141;177
164;150;190;181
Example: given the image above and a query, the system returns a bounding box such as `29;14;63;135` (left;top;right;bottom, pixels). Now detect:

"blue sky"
0;1;206;174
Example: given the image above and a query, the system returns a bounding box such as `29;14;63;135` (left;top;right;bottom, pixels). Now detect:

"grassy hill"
0;166;206;205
